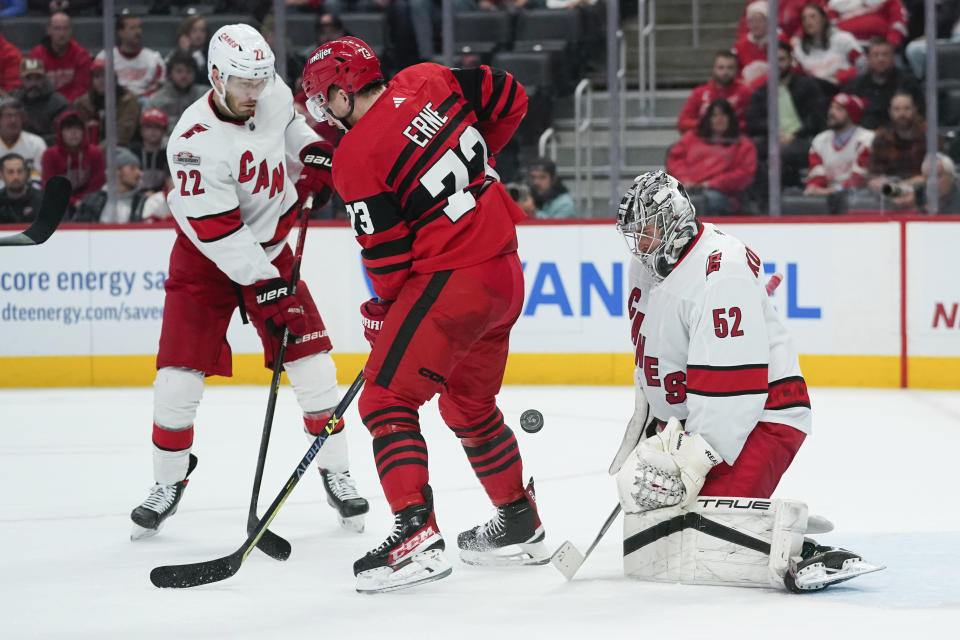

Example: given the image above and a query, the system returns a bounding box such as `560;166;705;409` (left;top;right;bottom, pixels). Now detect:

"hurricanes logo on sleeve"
706;250;722;277
180;123;209;139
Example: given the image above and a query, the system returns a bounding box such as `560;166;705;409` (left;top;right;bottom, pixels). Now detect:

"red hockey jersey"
332;63;528;301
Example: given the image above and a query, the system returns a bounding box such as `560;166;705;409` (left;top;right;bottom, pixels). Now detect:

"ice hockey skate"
320;469;369;533
354;485;452;594
130;454;198;541
458;479;549;566
784;540;885;593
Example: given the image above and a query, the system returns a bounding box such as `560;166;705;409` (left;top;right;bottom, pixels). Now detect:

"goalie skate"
784;541;885;593
130;454;198;541
354;486;452;594
458;479;550;566
321;469;368;533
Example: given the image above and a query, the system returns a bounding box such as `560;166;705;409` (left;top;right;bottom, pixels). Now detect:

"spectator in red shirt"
40;110;105;209
737;0;809;41
676;51;753;133
0;32;22;93
828;0;908;49
733;1;775;85
29;12;93;103
667;98;758;214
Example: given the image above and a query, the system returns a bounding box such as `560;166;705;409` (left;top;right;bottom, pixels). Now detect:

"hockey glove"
360;297;392;348
254;278;308;337
297;141;334;208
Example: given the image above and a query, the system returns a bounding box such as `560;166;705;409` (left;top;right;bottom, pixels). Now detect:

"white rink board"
0;222;907;359
907;221;960;357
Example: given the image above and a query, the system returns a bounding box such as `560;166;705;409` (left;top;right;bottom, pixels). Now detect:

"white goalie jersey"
627;222;812;464
165;78;319;285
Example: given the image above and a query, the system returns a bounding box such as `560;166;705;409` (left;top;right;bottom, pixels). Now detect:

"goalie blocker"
622;497;884;592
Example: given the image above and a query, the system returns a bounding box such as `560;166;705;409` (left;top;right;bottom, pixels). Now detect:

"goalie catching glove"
297;141;334;206
254;278;308;337
615;417;722;513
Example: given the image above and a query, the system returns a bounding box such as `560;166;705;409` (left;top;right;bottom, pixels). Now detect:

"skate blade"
459;541;551;567
130;523;160;541
338;513;365;534
550;540;586;580
794;559;886;590
356;549;453;594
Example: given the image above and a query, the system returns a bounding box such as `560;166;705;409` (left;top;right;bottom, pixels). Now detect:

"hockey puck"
519;409;544;433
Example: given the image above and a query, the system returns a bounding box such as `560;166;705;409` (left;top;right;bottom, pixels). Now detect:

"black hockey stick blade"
0;176;71;247
248;514;291;561
150;549;243;588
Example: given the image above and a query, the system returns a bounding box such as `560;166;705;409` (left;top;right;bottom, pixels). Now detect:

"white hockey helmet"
617;170;699;279
207;24;276;101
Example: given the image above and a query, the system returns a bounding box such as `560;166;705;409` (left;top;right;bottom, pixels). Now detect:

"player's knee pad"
153;367;205;429
284;351;339;413
438;393;495;433
622;497;809;590
358;384;421;434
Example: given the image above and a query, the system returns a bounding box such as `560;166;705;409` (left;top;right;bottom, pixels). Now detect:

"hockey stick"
150;370;366;588
550;503;621;580
246;195;315;562
0;176;71;247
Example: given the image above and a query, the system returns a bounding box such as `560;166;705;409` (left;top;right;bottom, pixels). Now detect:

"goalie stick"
0;176;71;247
150;370;366;589
551;272;785;581
246;195;314;562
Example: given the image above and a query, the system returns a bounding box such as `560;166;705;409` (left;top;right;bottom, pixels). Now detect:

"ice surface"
2;385;959;639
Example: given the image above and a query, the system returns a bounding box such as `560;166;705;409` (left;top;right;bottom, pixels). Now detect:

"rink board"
0;218;956;388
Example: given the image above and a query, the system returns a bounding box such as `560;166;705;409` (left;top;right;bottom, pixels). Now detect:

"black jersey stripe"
366;260;413;275
496;77;519;120
478;69;508;121
361;233;414;260
385;91;461;187
375;270;453;388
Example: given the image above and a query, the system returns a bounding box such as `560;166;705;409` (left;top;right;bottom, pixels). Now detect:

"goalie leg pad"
623;497;807;589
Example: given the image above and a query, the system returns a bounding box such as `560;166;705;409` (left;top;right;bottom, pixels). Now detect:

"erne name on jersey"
402;102;449;148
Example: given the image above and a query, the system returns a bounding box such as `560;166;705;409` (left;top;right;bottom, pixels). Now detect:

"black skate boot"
354;485;452;594
458;478;549;566
320;469;369;533
783;539;885;593
130;454;198;541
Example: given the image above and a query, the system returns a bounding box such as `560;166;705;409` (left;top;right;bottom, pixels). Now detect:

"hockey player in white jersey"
609;170;882;592
130;24;368;540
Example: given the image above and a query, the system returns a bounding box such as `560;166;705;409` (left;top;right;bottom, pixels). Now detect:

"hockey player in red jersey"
130;24;368;541
609;170;882;592
301;37;547;593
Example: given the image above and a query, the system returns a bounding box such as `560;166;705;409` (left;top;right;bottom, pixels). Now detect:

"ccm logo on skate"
389;526;437;564
417;367;446;384
295;330;328;344
257;287;288;303
696;498;771;511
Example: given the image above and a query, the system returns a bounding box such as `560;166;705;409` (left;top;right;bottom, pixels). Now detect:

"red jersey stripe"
687;363;769;396
187;207;243;242
764;376;811;410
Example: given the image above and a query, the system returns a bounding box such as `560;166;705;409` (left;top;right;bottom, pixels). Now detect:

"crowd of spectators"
672;0;959;215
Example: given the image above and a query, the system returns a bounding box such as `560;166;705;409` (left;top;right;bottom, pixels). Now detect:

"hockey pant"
358;252;526;513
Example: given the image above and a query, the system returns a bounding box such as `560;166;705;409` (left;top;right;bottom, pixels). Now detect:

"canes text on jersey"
238;150;285;198
402;102;449;148
629;287;687;405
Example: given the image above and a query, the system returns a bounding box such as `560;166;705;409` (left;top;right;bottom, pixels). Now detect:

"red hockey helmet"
302;37;383;126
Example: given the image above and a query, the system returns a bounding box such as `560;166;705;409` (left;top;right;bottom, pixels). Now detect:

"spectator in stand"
29;12;92;103
805;93;874;196
667;98;757;215
526;157;576;219
914;153;960;214
0;97;46;186
166;14;208;77
827;0;908;49
130;108;168;193
842;37;919;130
0;31;21;93
792;2;862;96
40;110;105;210
903;2;960;79
737;0;808;41
676;51;752;133
316;12;348;46
747;41;827;189
1;0;26;19
11;58;69;145
733;1;775;85
0;154;43;223
74;58;140;149
867;90;928;207
144;51;206;136
74;146;147;223
96;15;165;100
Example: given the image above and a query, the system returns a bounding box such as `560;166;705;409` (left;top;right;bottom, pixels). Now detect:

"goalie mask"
207;24;276;104
617;171;699;279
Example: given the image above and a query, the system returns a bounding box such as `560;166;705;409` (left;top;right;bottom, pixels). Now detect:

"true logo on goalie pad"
696;498;771;510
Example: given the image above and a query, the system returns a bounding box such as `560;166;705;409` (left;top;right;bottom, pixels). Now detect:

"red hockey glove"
360;297;392;348
254;278;308;337
297;142;334;208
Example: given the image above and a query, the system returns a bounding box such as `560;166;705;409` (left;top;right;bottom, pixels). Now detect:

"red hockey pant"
358;252;526;513
699;421;806;498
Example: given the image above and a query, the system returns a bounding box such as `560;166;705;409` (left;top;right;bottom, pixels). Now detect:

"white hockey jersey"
806;126;875;190
627;223;812;464
96;47;165;97
165;78;318;285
